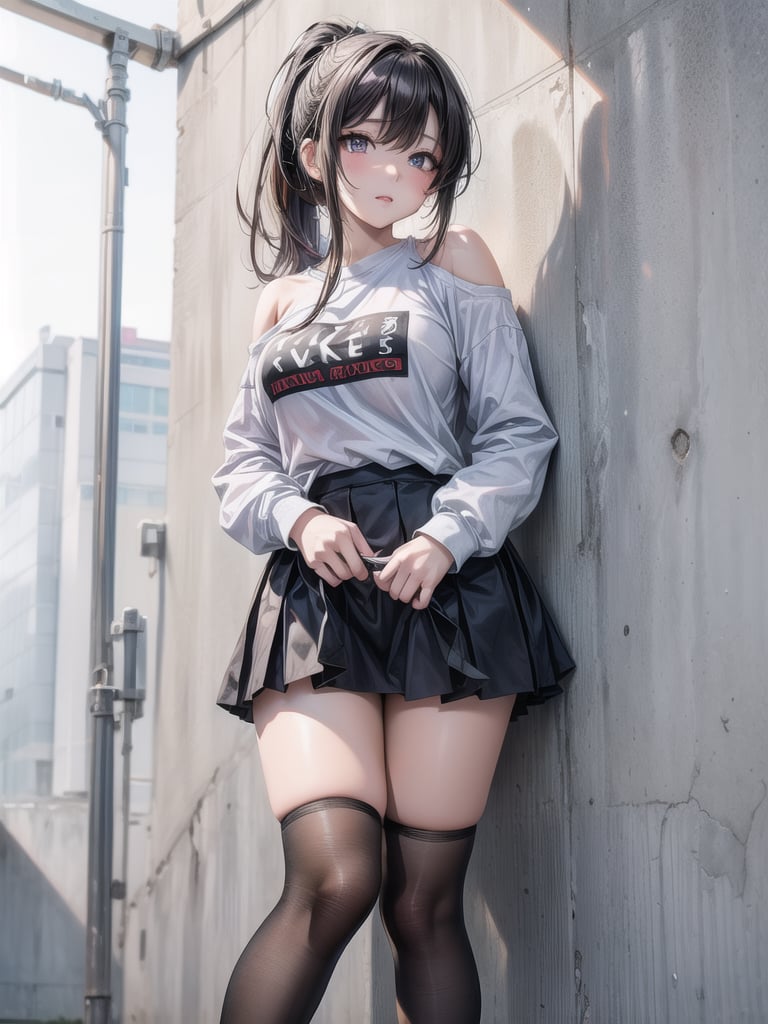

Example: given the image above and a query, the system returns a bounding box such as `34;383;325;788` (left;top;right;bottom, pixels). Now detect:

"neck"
339;216;399;265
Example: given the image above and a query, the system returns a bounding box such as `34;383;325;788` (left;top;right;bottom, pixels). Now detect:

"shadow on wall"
0;821;120;1023
473;158;579;1024
464;100;608;1024
360;78;598;1024
369;21;609;1008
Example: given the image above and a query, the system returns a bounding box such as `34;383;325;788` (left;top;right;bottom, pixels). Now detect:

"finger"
323;550;356;580
346;522;375;559
307;542;353;581
336;533;370;581
313;563;343;588
385;566;414;602
373;567;392;592
374;557;400;590
395;574;423;605
411;585;433;611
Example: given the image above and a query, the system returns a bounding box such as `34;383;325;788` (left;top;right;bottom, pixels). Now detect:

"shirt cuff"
272;495;326;550
414;512;477;571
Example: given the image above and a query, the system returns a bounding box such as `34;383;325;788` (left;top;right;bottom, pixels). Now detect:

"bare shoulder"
251;274;317;343
422;226;506;288
251;279;283;343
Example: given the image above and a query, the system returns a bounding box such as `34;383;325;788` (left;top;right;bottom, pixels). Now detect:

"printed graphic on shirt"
262;311;409;402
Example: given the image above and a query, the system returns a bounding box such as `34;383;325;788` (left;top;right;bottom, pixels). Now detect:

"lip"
375;195;393;203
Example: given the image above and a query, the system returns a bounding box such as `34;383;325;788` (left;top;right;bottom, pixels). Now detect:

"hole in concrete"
671;428;691;462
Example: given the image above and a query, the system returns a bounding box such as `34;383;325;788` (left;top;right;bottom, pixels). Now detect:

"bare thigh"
252;678;387;821
383;693;516;830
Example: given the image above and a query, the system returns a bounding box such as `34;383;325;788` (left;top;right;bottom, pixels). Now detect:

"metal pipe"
113;608;146;1023
0;0;177;69
0;63;105;121
84;683;116;1024
84;28;130;1024
117;609;142;951
118;680;133;953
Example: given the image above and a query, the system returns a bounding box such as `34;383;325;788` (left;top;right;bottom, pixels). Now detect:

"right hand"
289;509;374;586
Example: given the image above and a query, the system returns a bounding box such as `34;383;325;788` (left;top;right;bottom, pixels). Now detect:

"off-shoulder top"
212;236;557;570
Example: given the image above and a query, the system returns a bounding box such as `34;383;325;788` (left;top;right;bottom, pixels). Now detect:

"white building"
0;325;168;1021
51;326;169;805
0;329;68;797
0;325;168;801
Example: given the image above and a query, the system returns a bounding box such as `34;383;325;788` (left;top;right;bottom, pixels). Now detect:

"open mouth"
375;195;393;203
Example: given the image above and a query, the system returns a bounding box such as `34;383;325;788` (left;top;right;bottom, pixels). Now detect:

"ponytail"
237;21;365;280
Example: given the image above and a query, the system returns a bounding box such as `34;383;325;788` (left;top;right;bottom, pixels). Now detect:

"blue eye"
342;135;369;154
409;152;437;172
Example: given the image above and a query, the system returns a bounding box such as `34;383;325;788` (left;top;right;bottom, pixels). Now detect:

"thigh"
252;679;387;821
383;693;516;830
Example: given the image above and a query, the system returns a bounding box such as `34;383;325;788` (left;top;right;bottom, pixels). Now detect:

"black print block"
262;311;410;402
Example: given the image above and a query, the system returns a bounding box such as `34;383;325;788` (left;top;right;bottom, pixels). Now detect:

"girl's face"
335;102;441;230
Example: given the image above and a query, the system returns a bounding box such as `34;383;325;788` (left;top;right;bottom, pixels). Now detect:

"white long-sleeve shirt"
213;236;558;570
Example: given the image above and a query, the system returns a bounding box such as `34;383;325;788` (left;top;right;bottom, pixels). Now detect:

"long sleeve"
212;364;323;555
415;284;558;569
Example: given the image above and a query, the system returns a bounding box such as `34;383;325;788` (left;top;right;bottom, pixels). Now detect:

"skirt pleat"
217;463;575;722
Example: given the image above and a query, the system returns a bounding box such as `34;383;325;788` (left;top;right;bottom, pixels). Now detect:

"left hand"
373;535;454;610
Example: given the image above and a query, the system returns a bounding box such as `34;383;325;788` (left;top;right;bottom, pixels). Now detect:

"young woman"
213;20;574;1024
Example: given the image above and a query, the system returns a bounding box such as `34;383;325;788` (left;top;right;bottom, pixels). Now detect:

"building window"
122;355;170;370
119;386;168;427
117;485;165;507
152;387;169;417
119;417;150;434
36;759;53;796
120;383;152;414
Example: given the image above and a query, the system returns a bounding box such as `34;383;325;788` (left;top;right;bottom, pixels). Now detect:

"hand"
373;535;454;610
289;509;374;587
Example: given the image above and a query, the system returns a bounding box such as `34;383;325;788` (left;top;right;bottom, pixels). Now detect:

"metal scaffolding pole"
84;29;129;1024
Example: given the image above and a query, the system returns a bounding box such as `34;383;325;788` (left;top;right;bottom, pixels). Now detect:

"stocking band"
281;796;382;831
384;818;477;843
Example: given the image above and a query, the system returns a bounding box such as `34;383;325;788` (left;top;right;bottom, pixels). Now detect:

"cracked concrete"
121;0;768;1021
660;795;755;899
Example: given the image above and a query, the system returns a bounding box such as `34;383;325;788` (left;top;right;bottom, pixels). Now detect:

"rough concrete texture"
124;0;768;1020
0;799;93;1021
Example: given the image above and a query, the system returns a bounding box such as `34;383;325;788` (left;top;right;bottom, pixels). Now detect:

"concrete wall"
124;1;768;1021
0;798;101;1022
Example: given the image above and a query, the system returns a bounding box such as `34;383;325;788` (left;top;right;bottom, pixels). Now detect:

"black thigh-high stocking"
380;819;481;1024
219;796;382;1024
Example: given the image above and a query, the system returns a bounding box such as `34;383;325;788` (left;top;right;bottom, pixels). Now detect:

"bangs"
317;39;475;199
340;52;436;150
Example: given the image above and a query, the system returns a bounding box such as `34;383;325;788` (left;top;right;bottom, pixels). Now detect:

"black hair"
237;19;478;325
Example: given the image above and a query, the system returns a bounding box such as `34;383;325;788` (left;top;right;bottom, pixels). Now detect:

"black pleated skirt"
216;463;575;722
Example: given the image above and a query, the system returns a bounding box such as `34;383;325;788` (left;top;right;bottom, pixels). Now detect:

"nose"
382;160;400;181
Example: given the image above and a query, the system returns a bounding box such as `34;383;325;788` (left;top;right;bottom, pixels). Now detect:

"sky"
0;0;178;387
